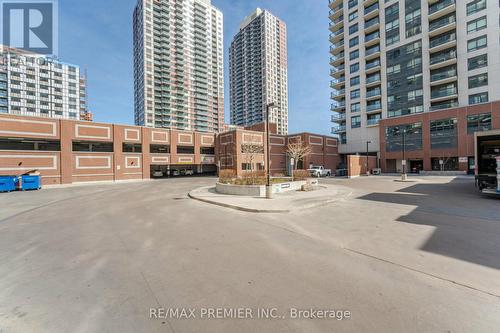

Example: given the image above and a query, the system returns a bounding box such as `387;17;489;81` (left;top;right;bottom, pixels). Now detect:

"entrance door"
468;157;475;175
410;160;423;173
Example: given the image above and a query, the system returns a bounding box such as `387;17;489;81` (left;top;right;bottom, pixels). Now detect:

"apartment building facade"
329;0;500;155
133;0;224;133
0;46;91;121
229;8;289;135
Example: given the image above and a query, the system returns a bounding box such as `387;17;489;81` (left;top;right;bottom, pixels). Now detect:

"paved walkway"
188;184;353;213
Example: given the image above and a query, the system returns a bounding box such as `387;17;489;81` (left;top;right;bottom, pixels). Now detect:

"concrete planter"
216;179;317;197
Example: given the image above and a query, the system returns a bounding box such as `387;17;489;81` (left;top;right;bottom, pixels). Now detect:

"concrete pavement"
0;176;499;333
188;184;353;213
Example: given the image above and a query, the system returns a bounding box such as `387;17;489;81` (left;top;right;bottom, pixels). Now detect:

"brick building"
379;101;500;173
0;114;339;185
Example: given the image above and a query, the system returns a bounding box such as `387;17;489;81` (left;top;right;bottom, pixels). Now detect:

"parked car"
152;171;163;178
171;170;180;176
183;169;194;176
307;166;332;177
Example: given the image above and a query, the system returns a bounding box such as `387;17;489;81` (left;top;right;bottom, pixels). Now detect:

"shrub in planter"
239;170;266;185
219;169;236;184
293;170;310;181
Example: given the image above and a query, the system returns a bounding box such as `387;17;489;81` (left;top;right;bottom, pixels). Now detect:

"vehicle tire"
326;172;331;177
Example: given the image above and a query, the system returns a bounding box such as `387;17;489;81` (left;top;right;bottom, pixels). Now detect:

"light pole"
366;140;372;176
265;102;275;199
401;128;407;181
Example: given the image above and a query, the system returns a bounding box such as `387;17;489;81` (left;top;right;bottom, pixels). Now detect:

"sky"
58;0;331;135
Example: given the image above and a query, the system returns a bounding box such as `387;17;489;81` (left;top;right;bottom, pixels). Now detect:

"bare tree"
286;141;312;170
241;144;264;183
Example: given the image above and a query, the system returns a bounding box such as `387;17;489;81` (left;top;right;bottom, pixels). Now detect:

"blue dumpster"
0;176;18;193
20;175;41;191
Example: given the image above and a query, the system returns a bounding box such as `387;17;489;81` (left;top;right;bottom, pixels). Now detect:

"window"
468;54;488;70
385;19;399;32
385;123;423;152
200;147;215;155
150;144;170;154
430;118;457;149
72;141;113;152
469;92;489;105
123;143;142;153
348;0;358;9
0;138;60;151
467;112;491;133
467;16;487;34
467;0;486;15
385;3;399;17
349;23;359;35
386;33;400;46
241;163;252;171
350;63;359;73
349;11;358;22
431;157;459;171
350;49;359;60
177;146;195;154
387;64;401;75
467;35;487;52
350;89;360;99
468;73;488;88
350;76;360;86
351;116;361;128
351;102;361;112
349;36;359;47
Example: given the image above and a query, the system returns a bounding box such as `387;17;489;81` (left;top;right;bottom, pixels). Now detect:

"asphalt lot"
0;175;499;333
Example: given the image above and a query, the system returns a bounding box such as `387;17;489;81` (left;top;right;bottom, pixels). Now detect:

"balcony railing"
365;17;379;29
366;74;381;84
331;77;345;85
430;49;456;65
365;45;380;56
431;87;457;99
429;14;455;32
365;31;380;42
364;2;379;15
332;125;347;133
331;52;345;62
330;16;344;26
331;101;346;109
331;65;345;73
366;59;381;70
366;88;381;98
331;88;346;97
367;102;382;111
430;32;456;49
330;28;344;39
429;0;455;15
430;68;457;82
331;114;346;122
329;3;343;15
331;40;345;50
367;118;380;126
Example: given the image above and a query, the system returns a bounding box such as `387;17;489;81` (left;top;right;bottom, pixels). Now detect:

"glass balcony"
367;118;381;126
366;58;381;71
331;113;346;122
365;17;379;30
429;31;456;50
331;88;346;97
431;87;457;99
430;67;457;83
365;44;380;58
331;101;346;109
329;28;344;41
364;2;379;16
365;30;380;43
429;14;456;33
366;87;381;98
367;100;382;112
366;74;381;84
430;49;456;66
332;125;347;134
429;0;455;16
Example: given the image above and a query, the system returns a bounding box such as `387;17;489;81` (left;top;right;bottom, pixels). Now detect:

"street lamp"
265;102;276;199
401;128;407;181
366;140;372;176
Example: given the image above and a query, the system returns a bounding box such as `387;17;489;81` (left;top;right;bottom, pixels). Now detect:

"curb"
188;186;352;214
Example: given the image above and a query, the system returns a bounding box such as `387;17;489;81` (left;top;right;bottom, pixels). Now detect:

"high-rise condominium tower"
133;0;224;132
0;46;91;121
329;0;500;154
229;8;289;135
